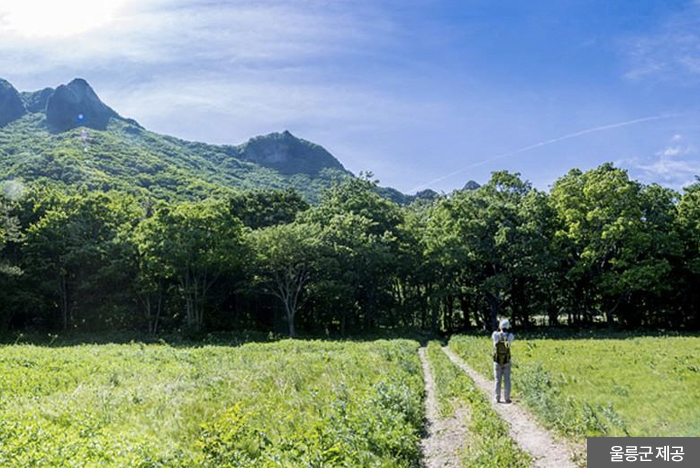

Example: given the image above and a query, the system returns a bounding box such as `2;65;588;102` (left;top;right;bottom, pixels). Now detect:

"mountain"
0;77;412;203
237;130;346;176
0;79;26;127
463;180;481;191
45;78;121;132
21;87;54;113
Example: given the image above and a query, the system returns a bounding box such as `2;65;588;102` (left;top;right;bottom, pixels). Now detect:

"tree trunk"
431;295;439;333
143;295;153;334
155;292;162;334
444;295;454;333
284;298;297;338
58;273;70;330
458;294;472;330
606;292;629;328
486;292;500;331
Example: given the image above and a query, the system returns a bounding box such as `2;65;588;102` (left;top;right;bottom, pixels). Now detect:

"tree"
550;163;679;326
251;222;320;337
144;201;247;331
301;175;404;333
129;203;172;334
23;191;142;330
425;171;555;330
0;195;23;329
0;195;22;276
228;188;309;229
677;179;700;327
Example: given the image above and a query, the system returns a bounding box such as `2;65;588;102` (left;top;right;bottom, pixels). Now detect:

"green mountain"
0;77;411;203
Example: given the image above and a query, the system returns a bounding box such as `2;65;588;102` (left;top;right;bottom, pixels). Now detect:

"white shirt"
492;331;514;346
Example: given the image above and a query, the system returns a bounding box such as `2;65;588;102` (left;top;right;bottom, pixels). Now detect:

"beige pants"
494;361;511;401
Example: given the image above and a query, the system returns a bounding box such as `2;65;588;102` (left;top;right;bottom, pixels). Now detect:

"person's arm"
508;333;514;346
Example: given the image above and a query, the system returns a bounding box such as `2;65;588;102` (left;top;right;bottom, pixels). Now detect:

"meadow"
0;339;424;467
449;333;700;440
3;332;698;467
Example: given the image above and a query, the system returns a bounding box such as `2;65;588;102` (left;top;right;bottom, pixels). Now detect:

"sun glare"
0;0;131;38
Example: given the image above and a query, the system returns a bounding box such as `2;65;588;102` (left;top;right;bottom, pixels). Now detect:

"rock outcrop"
46;78;119;131
463;180;481;191
0;79;27;127
238;130;348;175
21;87;55;113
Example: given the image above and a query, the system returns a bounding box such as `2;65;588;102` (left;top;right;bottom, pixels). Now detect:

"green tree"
426;171;555;330
302;174;404;333
678;179;700;327
228;188;309;229
145;201;246;331
250;222;320;337
0;195;22;276
23;191;142;330
129;202;172;334
0;195;24;329
550;163;679;326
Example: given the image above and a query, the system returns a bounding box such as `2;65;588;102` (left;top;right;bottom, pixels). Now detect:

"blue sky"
1;0;699;193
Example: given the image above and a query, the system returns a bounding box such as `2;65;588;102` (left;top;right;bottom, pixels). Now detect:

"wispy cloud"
108;75;442;145
0;1;398;77
622;3;700;84
620;134;700;189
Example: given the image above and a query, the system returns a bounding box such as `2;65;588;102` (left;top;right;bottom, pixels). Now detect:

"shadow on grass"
450;326;700;341
0;326;442;348
5;324;697;348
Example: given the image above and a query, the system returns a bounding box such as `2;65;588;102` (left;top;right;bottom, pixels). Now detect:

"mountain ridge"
0;77;416;203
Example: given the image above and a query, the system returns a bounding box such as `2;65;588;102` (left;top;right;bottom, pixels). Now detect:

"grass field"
449;333;700;440
4;331;696;467
0;339;424;467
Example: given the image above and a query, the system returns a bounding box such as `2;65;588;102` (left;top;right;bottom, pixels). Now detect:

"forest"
1;162;699;336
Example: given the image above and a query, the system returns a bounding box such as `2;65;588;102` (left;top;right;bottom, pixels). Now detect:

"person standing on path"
492;318;514;403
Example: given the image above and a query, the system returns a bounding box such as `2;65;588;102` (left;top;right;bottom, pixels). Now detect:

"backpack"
493;333;511;365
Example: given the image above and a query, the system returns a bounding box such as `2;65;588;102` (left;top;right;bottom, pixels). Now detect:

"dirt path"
418;347;469;468
442;347;578;468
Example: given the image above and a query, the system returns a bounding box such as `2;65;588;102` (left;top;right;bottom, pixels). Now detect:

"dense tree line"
1;163;699;335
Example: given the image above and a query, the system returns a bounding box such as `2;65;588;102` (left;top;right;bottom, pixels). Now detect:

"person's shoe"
505;399;512;404
494;398;501;403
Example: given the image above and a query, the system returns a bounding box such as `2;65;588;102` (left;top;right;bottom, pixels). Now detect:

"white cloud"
0;0;136;38
658;145;696;157
623;134;700;189
106;73;444;145
623;4;700;84
0;1;397;77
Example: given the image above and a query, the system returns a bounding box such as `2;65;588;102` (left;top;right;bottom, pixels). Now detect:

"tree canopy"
1;165;698;335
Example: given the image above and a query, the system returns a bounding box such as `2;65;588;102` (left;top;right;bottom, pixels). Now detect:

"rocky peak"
415;188;439;200
238;131;348;176
463;180;481;191
21;87;55;113
46;78;119;131
0;78;27;127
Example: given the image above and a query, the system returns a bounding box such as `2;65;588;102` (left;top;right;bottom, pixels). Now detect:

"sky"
1;0;699;194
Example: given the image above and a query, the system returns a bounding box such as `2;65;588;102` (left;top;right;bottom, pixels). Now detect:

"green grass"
0;339;424;467
425;342;531;468
448;334;700;440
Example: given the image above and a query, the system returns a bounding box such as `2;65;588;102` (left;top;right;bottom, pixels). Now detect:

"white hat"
499;319;510;329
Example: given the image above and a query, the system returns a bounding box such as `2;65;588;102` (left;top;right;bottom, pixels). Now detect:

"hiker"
492;318;514;403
